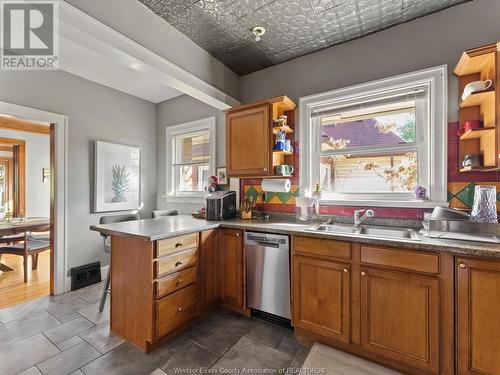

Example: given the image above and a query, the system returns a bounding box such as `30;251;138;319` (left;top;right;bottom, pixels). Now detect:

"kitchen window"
299;66;448;207
165;117;216;202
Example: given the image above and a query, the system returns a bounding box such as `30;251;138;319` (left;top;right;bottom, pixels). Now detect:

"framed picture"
217;167;227;185
94;141;141;212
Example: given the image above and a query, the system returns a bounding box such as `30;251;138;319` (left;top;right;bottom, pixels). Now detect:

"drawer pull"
361;271;367;276
175;242;183;248
178;306;183;312
459;263;467;269
176;279;183;286
175;261;183;267
343;268;349;273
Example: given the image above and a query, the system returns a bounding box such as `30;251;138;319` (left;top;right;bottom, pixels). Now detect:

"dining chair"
152;209;179;218
98;213;140;312
0;227;50;282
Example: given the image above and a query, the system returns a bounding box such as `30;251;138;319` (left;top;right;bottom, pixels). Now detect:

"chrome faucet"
354;209;374;229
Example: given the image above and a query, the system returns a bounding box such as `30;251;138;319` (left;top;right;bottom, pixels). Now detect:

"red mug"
457;120;482;136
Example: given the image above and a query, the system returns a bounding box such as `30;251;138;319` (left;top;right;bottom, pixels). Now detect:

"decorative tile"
455;182;477;207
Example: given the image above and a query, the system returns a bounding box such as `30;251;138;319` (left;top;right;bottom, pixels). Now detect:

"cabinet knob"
175;242;183;248
176;279;183;286
178;306;183;312
361;271;366;276
263;168;268;172
459;263;467;269
175;260;183;267
236;233;240;237
343;268;349;273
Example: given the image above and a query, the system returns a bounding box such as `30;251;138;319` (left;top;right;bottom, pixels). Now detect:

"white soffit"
58;2;240;109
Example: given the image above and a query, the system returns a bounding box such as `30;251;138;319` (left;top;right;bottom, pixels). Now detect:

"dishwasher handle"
252;241;280;248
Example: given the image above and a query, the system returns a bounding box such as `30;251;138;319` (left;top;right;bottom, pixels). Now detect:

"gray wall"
65;0;241;100
0;70;157;271
156;95;226;214
240;0;500;123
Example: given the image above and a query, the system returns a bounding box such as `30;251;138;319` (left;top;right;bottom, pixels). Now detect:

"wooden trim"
0;137;26;216
224;95;296;113
0;115;50;134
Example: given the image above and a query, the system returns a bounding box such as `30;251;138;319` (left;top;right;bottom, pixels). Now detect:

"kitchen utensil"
462;154;482;168
274;130;286;151
274;165;294;175
470;185;498;223
429;206;470;221
457;120;482;136
461;79;493;101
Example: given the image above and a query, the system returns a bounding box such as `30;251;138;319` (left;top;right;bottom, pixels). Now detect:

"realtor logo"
1;0;59;70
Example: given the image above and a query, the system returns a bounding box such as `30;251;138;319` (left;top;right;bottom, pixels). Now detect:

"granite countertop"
90;215;500;259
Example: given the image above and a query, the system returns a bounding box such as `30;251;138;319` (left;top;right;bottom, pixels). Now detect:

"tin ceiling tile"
138;0;471;75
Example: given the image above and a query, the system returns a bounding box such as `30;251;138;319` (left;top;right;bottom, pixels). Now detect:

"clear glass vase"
470;185;498;223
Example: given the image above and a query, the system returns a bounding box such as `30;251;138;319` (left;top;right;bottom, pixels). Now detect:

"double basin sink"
308;223;421;241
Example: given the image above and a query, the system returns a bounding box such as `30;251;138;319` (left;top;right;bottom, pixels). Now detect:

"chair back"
99;213;140;238
152;209;178;218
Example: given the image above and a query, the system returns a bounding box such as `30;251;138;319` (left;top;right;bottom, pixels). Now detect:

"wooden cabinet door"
200;229;220;310
226;104;271;176
360;267;439;373
293;255;350;343
220;229;244;309
457;258;500;375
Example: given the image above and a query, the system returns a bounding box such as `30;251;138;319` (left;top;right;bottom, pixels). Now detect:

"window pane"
177;130;210;163
320;151;417;193
177;164;209;192
320;104;416;151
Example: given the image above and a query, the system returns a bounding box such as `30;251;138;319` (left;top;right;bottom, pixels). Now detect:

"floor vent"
70;262;101;291
251;309;292;329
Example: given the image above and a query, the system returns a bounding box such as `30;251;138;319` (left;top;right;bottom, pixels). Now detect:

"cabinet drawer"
156;284;197;338
360;246;439;274
155;266;197;299
157;233;198;258
156;249;197;278
294;236;351;259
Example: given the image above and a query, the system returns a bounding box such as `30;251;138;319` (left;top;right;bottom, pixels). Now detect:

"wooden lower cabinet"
360;267;440;374
457;258;500;375
220;228;244;310
293;255;350;343
200;229;220;310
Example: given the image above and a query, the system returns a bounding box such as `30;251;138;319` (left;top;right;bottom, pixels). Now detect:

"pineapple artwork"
111;164;131;203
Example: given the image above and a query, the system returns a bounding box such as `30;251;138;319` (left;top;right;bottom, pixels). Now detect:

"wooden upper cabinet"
360;267;440;374
293;255;350;343
220;228;244;310
225;96;296;177
457;258;500;375
226;104;271;176
200;229;220;310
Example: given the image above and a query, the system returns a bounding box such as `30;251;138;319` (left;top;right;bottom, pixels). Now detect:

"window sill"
164;195;205;204
318;199;448;209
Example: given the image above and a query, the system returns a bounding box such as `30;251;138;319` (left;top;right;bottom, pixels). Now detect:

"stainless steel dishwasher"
245;231;291;320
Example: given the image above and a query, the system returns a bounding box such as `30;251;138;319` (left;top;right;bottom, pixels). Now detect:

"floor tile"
287;345;310;371
18;366;43;375
245;320;289;348
81;342;175;375
277;330;309;356
43;316;95;344
0;300;45;324
37;341;101;375
77;299;109;325
75;282;104;304
161;336;219;375
213;336;292;372
0;310;60;346
78;321;124;354
56;312;81;324
183;309;253;356
0;333;59;375
151;370;168;375
69;370;85;375
56;335;85;351
45;296;92;318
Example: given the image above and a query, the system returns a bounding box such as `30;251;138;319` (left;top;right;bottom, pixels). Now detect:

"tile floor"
0;282;310;375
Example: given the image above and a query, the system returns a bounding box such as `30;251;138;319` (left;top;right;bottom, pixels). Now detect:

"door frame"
0;100;68;295
0;137;26;216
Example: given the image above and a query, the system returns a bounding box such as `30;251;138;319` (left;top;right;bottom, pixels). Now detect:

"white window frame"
165;117;216;203
299;66;448;208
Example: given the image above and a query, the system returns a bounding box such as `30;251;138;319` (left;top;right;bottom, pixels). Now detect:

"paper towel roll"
261;178;291;193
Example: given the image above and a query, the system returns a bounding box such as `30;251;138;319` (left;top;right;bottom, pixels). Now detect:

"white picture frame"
217;167;228;185
94;140;141;212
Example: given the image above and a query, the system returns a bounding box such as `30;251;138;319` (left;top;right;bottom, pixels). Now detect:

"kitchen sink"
308;223;421;241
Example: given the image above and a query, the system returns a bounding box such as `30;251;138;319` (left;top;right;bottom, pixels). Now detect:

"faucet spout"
354;209;375;229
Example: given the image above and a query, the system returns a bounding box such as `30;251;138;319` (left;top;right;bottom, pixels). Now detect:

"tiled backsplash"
241;122;500;218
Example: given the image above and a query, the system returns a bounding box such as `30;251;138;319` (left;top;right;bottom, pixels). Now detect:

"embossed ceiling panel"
138;0;470;75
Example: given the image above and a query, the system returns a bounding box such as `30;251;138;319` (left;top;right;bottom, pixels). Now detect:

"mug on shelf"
457;120;483;136
462;154;483;168
461;79;493;101
274;164;294;176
